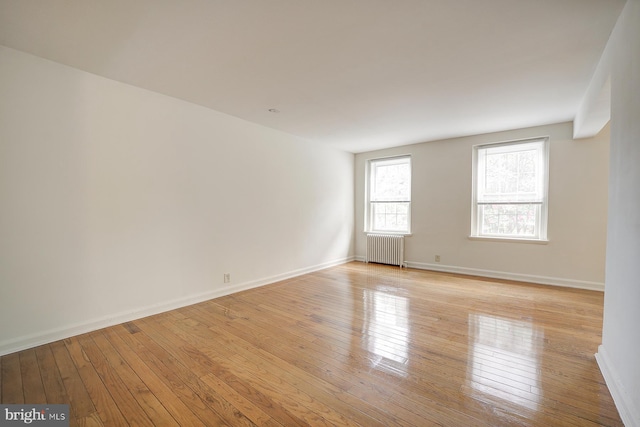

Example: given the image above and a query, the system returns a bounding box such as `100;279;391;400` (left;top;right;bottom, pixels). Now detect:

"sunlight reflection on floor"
467;313;544;410
361;289;411;376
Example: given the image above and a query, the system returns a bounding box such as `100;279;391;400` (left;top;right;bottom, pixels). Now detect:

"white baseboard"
354;257;604;291
596;345;640;427
0;256;354;357
405;261;604;291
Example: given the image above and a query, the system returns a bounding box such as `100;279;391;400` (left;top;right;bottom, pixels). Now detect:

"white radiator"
366;234;405;267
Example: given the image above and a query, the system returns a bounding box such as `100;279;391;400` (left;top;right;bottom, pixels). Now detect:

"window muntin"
367;156;411;234
472;139;548;240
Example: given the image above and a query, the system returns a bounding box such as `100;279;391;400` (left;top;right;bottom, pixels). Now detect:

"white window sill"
468;235;549;245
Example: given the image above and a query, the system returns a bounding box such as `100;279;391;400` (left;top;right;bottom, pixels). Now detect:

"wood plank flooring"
0;262;623;426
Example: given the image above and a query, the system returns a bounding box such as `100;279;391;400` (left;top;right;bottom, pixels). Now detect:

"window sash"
370;157;411;202
477;203;542;239
476;141;545;204
370;201;411;233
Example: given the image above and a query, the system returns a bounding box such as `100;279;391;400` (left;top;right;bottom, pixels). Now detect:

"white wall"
597;1;640;426
355;121;609;289
0;46;354;355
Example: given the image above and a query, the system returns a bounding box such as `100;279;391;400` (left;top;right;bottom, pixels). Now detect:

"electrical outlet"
435;255;441;263
223;273;230;283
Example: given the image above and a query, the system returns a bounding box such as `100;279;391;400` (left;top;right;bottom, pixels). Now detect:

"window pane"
397;214;408;229
387;212;398;228
371;160;411;202
480;145;541;203
480;204;539;237
374;209;386;229
372;202;410;232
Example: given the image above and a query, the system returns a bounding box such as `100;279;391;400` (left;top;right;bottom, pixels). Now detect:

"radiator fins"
366;234;405;267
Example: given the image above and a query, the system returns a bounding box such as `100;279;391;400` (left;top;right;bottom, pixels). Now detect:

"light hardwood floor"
0;262;622;426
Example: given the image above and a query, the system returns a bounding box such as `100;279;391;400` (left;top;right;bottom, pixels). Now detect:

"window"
472;138;549;241
367;156;411;234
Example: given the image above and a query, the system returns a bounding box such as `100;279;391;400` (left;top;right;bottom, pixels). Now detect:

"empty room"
1;1;639;426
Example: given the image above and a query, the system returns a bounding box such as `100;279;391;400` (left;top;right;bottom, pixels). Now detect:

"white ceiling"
0;0;625;153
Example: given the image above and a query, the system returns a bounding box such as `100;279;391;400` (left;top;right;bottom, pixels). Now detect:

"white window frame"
365;155;412;235
471;137;549;242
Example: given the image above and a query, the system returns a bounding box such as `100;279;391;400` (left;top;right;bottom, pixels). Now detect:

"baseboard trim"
405;261;604;291
0;256;354;357
596;345;640;427
354;258;604;291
